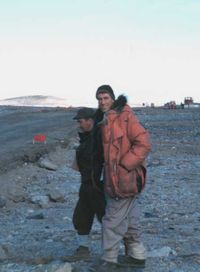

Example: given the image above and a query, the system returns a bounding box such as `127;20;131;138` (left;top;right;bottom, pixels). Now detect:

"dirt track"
0;106;77;173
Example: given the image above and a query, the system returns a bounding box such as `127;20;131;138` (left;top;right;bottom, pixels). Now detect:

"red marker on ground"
33;134;46;144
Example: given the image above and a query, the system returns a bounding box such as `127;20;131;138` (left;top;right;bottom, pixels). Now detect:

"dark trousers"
73;183;106;235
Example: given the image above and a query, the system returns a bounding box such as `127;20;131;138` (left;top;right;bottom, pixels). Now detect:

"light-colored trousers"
101;195;146;263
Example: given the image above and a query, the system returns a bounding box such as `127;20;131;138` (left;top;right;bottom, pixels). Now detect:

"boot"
118;241;146;268
62;245;90;262
118;255;146;268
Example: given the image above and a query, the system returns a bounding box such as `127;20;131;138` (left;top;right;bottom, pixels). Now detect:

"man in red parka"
90;85;151;271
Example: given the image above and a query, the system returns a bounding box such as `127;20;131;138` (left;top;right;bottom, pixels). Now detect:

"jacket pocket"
117;165;146;196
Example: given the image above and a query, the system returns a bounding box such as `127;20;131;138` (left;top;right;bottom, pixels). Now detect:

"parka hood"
111;95;127;112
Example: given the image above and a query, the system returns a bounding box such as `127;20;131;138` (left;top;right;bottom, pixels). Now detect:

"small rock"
47;187;65;203
25;255;54;265
148;246;177;257
26;212;44;220
54;262;72;272
144;212;158;218
30;194;49;207
147;159;162;167
38;158;58;171
0;196;6;208
8;184;26;203
35;261;73;272
0;246;7;261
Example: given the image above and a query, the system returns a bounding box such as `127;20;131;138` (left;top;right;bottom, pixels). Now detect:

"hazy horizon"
0;0;199;107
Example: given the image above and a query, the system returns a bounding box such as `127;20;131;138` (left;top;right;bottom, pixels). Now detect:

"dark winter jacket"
76;131;94;183
91;111;104;186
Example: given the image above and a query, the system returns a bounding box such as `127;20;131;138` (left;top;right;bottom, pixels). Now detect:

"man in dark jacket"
64;107;106;262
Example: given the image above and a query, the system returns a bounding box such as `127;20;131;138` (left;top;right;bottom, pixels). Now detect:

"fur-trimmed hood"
111;94;127;112
94;94;128;123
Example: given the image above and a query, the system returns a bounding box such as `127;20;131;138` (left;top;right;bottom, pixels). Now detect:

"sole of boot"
118;254;146;268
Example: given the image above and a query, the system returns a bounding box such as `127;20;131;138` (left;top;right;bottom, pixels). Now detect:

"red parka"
101;96;151;198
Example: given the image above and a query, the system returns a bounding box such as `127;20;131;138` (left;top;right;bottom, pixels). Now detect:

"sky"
0;0;200;107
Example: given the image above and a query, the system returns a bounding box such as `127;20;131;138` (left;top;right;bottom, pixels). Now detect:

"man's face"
97;93;114;112
77;118;93;132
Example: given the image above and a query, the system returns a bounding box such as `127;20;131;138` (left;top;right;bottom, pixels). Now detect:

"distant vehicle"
184;97;193;105
150;103;155;108
164;101;176;109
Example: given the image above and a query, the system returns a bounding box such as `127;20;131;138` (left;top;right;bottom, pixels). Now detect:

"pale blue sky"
0;0;199;106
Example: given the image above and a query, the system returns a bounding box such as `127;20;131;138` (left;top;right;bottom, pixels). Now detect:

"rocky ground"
0;106;199;272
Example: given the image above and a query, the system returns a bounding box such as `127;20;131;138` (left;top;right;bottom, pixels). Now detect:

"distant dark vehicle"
150;103;155;108
164;101;176;109
184;97;193;105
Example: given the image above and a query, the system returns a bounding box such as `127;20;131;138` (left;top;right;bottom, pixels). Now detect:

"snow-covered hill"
0;95;69;107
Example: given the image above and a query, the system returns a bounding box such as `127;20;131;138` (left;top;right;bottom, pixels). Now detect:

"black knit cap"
96;85;115;100
73;107;95;120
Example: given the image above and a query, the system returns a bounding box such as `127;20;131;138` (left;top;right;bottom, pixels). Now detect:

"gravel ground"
0;106;199;272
